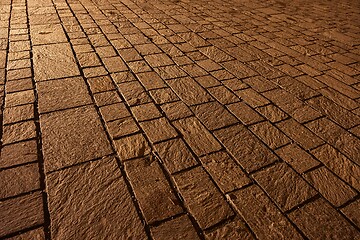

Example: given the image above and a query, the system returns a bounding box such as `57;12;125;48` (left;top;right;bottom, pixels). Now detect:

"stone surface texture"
1;0;360;239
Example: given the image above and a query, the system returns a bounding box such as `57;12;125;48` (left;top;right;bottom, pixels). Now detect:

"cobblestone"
1;0;360;238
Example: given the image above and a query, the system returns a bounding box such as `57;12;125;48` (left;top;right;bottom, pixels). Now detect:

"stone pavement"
0;0;360;238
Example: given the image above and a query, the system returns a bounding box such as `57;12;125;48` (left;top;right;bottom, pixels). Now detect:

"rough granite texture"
2;0;360;238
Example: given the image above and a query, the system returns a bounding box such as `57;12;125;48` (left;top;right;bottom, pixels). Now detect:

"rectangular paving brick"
33;43;80;81
205;217;254;240
252;162;317;211
221;60;257;79
0;163;40;199
0;192;44;238
227;185;303;240
214;124;278;173
174;167;234;229
227;102;264;125
0;140;38;168
306;96;360;129
305;166;357;207
173;117;222;156
305;117;360;163
276;118;324;150
30;24;67;45
341;200;360;228
46;157;147;239
249;121;290;149
3;104;34;124
289;198;359;239
40;106;113;172
2;120;36;145
167;77;213;106
275;143;320;173
114;133;151;161
37;77;92;113
5;90;35;107
263;88;322;123
140;117;178;143
200;151;251;193
191;101;238;130
125;157;183;223
151;215;200;240
311;144;360;191
154;138;198;174
207;85;240;105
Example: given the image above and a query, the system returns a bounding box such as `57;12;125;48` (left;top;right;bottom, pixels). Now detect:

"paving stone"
5;90;35;107
305;117;360;163
151;215;200;240
277;118;324;150
263;88;322;123
275;143;320;173
102;56;128;73
160;101;193;120
47;157;147;239
200;151;251;193
173;117;222;156
214;124;278;173
174;167;234;229
256;104;288;123
305;167;357;207
145;53;174;67
131;102;162;121
195;75;221;88
105;117;139;139
242;76;277;93
222;60;257;79
191;101;238;130
7;227;45;240
125;157;183;223
154;65;187;80
236;88;270;108
93;91;121;107
140;117;178;143
341;199;360;228
205;218;254;240
307;96;360;129
114;134;151;161
199;46;233;63
289;198;359;239
207;85;240;105
0;192;44;238
136;71;166;90
2;120;36;145
253;162;317;211
40;106;112;172
154;138;197;174
273;76;319;100
227;185;303;240
0;163;40;199
30;24;67;45
37;77;92;113
33;43;80;81
249;121;290;149
99;103;130;122
3;104;34;124
117;81;152;106
87;75;115;93
5;78;33;93
227;102;264;125
168;77;212;106
0;140;38;169
311;144;360;191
